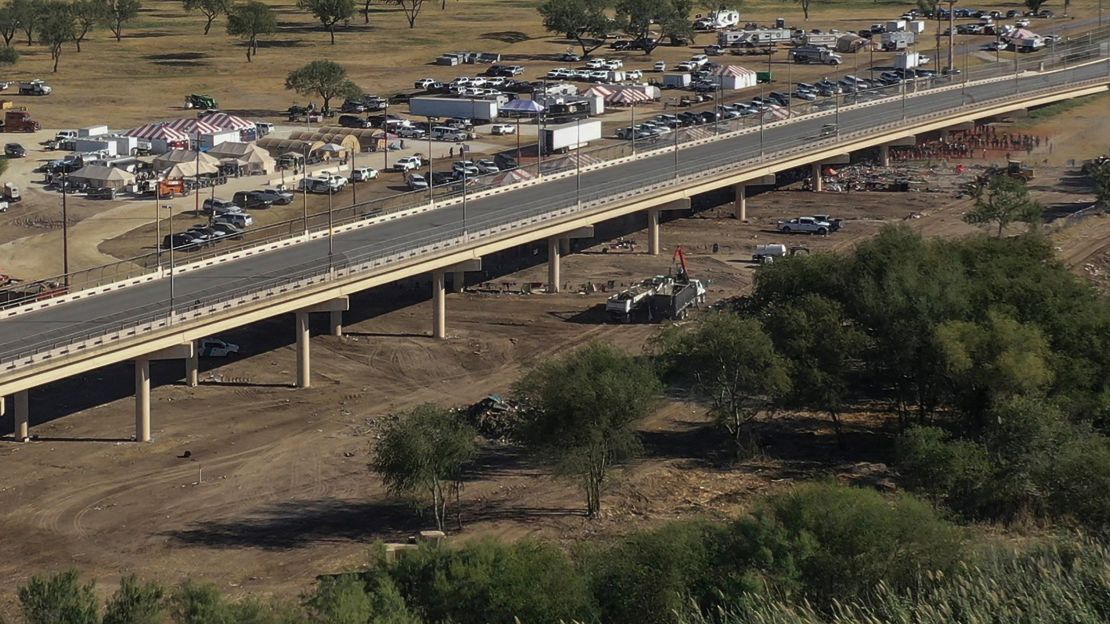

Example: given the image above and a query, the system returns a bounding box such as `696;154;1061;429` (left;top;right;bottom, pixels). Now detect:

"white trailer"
909;20;926;33
893;52;927;69
695;9;741;30
408;96;499;122
886;19;907;32
540;119;601;154
78;125;109;138
718;28;792;47
881;31;916;50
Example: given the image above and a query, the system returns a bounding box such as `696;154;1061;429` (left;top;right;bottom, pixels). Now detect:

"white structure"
123;124;190;154
78;125;109;138
710;65;757;90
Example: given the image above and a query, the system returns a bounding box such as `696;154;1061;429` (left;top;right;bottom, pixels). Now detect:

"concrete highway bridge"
1;46;1108;442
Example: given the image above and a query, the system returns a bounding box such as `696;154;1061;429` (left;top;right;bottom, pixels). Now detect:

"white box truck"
893;52;929;69
408;96;499;123
540;119;602;154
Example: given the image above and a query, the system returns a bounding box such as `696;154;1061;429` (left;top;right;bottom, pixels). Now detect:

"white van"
431;126;468;141
215;212;253;228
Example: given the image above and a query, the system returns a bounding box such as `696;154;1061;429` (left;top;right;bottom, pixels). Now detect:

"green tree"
226;0;274;62
380;540;593;624
183;0;231;34
371;403;477;531
756;482;964;601
284;59;360;115
1024;0;1047;14
513;342;661;517
538;0;612;58
70;0;105;51
103;575;165;624
296;0;353;44
935;310;1054;424
18;570;99;624
0;44;17;63
36;3;74;72
0;5;19;46
615;0;691;53
10;0;41;45
763;294;868;446
1089;160;1110;208
896;425;991;510
303;575;374;624
100;0;140;41
962;174;1042;236
657;312;790;456
170;580;232;624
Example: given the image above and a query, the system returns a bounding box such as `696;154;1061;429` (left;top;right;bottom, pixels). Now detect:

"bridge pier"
647;209;660;255
185;348;199;387
879;145;890;167
451;271;465;293
14;391;28;442
734;185;746;221
296;312;311;388
329;310;343;337
811;163;823;192
135;358;151;442
547;237;561;293
559;237;571;256
432;270;446;338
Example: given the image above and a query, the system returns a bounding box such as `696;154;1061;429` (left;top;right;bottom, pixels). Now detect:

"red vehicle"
2;110;41;132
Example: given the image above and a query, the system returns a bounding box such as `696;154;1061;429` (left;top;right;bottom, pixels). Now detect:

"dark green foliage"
656;313;790;456
538;0;612;57
370;402;477;531
305;574;418;624
296;0;354;44
513;342;661;517
962;174;1042;236
284;59;362;115
102;574;165;624
18;570;99;624
226;1;275;61
1090;160;1110;207
375;540;594;624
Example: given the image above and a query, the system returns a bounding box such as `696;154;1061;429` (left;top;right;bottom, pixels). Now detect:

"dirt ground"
1;147;1103;615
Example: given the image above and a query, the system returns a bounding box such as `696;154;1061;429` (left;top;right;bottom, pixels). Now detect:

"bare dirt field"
1;148;1102;615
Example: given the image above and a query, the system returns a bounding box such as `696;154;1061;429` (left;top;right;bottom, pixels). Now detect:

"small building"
663;73;692;88
69;165;136;189
202;113;260;142
123;124;190;154
162;118;241;150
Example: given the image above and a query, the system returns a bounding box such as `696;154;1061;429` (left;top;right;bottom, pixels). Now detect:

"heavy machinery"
1006;159;1035;180
18;80;51;96
1;110;41;132
184;94;217;110
606;277;663;323
649;247;705;321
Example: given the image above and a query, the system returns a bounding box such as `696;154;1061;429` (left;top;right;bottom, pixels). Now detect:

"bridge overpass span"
1;56;1108;441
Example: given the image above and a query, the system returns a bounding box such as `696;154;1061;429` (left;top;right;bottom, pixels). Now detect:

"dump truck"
649;279;702;321
184;94;217;109
1;110;40;132
18;80;51;96
606;277;669;323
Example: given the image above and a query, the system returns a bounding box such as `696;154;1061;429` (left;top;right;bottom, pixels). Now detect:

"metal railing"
1;49;1108;372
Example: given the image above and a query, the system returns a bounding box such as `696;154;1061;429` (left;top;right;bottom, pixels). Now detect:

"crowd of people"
891;127;1046;161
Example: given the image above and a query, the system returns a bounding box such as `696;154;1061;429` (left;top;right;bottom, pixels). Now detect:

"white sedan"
490;123;515;135
476;159;500;174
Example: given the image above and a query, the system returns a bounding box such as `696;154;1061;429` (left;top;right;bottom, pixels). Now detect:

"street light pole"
673;118;679;178
303;144;310;234
61;170;69;288
575;115;581;204
630;101;636;154
426;115;435;203
327;186;334;263
461;168;468;240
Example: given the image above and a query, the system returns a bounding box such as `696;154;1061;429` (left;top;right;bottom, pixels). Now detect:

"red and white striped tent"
607;88;652;106
202;113;259;141
163;118;224;135
124;123;189;141
123;123;190;153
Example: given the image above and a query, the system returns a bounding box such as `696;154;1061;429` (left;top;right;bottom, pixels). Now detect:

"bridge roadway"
0;61;1108;365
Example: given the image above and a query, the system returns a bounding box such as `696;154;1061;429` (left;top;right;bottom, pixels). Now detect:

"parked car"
209;222;245;239
393;156;422;171
414;78;436;89
777;216;832;235
232;190;273;210
199;338;239;358
87;187;116;200
559;52;581;62
490;123;515;135
338;114;371;128
476;159;499;174
452;160;480;176
214;212;253;228
397;125;426;139
162;232;202;251
810;214;841;231
4;143;24;157
407;173;428;190
202;198;239;215
351;167;379;182
253;189;293;205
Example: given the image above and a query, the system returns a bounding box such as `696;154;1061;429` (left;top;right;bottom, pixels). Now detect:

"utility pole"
61;170;69;288
947;0;957;73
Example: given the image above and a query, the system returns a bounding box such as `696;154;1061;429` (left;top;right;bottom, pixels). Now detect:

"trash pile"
461;395;521;441
808;162;967;193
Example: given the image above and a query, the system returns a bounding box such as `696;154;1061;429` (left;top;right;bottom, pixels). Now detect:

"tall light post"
575;114;581;204
630;101;637;154
327;185;334;263
193;133;200;217
672;117;679;178
426;115;435;203
168;198;175;314
461;167;468;240
302;143;310;234
382;100;389;171
947;0;957;73
350;145;356;205
61;169;69;288
154;183;161;265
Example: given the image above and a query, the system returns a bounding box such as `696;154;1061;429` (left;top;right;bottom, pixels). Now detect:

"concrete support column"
559;237;571;256
547;237;561;293
940;128;950;140
734;184;747;221
13;391;28;442
451;270;465;293
879;144;891;167
185;348;199;387
295;311;311;388
432;270;446;339
135;359;151;443
0;395;4;417
811;163;823;192
329;310;343;337
647;208;660;255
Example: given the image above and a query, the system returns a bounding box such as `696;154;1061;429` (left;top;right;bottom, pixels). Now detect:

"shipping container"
539;119;602;153
408;96;499;122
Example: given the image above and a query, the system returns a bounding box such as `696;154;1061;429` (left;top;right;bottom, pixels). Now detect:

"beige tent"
70;165;136;189
164;160;219;179
255;138;319;159
289;129;372;151
153;149;220;171
207;141;276;174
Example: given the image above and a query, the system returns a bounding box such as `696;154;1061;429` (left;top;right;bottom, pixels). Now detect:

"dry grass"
4;0;1103;128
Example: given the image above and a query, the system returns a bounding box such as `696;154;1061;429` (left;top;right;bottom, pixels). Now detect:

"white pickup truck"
776;216;833;235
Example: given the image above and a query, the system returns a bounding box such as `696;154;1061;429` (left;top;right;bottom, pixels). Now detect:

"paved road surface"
1;61;1106;362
